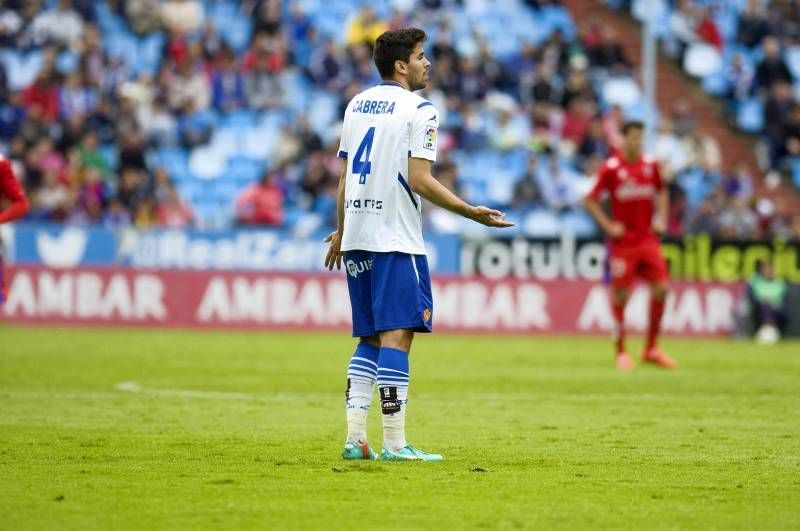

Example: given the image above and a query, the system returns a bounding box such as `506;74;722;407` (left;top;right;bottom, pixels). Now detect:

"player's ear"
395;60;407;76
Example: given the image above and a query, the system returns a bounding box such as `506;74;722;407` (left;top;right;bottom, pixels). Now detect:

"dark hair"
373;28;427;79
622;121;645;135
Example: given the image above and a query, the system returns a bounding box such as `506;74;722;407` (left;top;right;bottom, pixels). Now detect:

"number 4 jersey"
337;82;439;255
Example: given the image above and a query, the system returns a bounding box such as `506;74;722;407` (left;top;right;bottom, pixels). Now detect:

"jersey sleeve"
409;101;439;162
0;159;25;202
0;159;30;223
587;161;612;200
337;107;351;159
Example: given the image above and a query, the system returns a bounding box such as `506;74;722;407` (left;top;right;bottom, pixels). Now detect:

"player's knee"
613;288;630;305
359;335;381;348
651;283;669;301
379;329;414;352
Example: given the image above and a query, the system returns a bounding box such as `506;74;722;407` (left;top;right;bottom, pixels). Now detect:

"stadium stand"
1;0;798;239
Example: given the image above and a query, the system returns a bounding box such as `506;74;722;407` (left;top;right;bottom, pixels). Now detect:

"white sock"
346;378;374;443
380;385;408;451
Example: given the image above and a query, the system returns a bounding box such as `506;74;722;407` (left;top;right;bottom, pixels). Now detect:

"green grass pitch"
1;325;799;529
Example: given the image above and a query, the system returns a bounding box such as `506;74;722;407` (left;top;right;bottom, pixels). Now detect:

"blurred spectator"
157;185;194;228
585;26;630;70
200;21;222;62
723;164;754;200
764;82;795;167
253;0;282;36
117;167;148;214
103;198;132;228
59;72;99;121
161;0;204;36
32;0;83;49
211;49;246;111
73;166;106;223
686;194;721;234
345;6;387;47
78;131;110;182
512;156;542;211
0;5;23;49
670;99;696;138
536;154;585;212
696;6;723;50
601;104;624;150
236;169;284;226
137;96;178;147
737;0;768;48
126;0;162;35
31;165;69;220
578;119;611;161
246;59;284;110
23;71;59;122
309;39;347;91
166;59;210;112
717;197;759;239
0;92;26;141
724;53;754;104
666;0;697;59
747;260;788;344
243;31;288;70
118;130;147;173
755;36;793;92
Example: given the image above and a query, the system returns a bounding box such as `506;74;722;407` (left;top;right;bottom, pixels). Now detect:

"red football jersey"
0;156;29;224
587;153;663;247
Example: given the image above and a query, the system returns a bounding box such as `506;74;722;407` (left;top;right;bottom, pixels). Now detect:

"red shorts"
608;240;668;289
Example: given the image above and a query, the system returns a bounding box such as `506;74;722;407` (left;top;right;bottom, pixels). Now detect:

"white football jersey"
337;82;439;255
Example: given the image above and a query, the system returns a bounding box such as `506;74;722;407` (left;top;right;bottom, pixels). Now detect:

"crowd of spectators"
0;0;798;240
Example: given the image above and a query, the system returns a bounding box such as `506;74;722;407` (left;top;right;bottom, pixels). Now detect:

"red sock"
612;299;626;354
646;297;666;349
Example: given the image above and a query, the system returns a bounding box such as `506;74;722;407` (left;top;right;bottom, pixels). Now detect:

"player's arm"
582;164;624;239
407;157;513;227
324;163;347;270
652;162;668;236
0;161;30;224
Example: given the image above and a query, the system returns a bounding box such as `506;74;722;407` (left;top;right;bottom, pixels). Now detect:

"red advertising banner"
1;265;745;336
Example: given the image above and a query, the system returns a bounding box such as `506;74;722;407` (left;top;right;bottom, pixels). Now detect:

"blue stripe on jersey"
397;173;418;209
338;150;347;158
417;101;433;109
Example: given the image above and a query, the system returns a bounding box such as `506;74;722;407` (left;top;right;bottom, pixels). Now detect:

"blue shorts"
345;250;433;338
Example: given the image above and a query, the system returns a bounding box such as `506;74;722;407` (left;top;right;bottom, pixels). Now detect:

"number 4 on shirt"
352;127;375;185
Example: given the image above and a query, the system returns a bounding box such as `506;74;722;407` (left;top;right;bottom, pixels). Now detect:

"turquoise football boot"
379;444;444;461
342;439;377;460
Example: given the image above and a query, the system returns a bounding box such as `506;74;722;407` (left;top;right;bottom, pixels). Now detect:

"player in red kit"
0;155;30;304
583;121;677;371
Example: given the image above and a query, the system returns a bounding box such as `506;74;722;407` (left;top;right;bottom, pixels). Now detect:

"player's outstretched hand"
652;219;667;237
471;206;514;228
323;231;344;270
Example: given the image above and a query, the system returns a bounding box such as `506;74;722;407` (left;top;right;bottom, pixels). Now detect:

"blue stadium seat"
1;49;44;91
791;157;800;189
226;156;264;186
702;71;729;96
736;98;764;133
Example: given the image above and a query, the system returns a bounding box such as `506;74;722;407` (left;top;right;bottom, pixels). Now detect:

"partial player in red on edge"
0;155;30;304
582;122;677;371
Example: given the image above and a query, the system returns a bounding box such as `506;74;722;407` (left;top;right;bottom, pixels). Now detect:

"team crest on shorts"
424;127;437;150
423;308;432;322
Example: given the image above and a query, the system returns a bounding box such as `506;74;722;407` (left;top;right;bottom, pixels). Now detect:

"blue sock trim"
377;347;409;387
347;342;380;380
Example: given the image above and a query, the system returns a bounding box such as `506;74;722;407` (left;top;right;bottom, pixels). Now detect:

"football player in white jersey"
324;28;513;461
